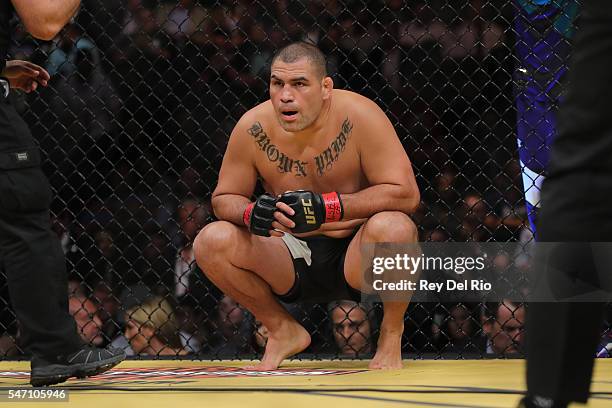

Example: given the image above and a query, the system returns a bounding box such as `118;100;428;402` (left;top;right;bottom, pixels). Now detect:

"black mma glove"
278;190;344;233
243;193;278;237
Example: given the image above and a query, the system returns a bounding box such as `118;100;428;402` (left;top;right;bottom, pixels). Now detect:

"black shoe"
518;396;568;408
30;346;126;387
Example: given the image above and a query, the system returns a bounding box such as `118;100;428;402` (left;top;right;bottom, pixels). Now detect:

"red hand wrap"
321;192;343;223
243;202;255;226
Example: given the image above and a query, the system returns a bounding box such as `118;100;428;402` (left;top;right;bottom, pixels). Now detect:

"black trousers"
527;0;612;403
0;98;82;359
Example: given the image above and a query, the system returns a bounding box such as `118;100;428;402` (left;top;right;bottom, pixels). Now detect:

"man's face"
486;303;525;355
70;298;103;346
269;58;330;132
331;306;371;356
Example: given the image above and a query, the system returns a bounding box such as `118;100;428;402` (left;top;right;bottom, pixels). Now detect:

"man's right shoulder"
234;100;274;135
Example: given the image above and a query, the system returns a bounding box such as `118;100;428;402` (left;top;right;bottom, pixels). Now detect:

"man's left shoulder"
334;89;384;117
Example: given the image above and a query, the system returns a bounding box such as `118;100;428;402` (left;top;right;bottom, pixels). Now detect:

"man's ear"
322;76;333;99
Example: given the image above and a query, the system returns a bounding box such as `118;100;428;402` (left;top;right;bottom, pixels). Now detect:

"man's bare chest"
247;119;361;191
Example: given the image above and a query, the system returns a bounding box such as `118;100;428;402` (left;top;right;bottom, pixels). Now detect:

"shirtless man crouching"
193;41;420;370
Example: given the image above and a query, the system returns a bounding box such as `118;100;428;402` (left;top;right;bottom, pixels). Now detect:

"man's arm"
11;0;80;41
341;98;420;220
211;117;258;226
277;98;419;233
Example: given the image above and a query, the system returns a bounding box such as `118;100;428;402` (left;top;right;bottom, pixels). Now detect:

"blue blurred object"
514;0;579;237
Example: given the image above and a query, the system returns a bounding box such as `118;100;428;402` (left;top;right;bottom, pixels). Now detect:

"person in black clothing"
0;0;124;387
520;1;612;407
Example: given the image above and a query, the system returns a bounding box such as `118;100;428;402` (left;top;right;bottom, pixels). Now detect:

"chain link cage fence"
1;0;610;360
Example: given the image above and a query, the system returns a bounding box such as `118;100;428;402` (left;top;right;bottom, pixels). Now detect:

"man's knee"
362;211;418;243
193;221;240;270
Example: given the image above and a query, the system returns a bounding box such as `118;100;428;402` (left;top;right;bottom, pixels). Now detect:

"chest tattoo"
314;118;353;176
248;122;308;177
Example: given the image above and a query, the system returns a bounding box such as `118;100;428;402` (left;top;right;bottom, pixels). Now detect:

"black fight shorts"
276;232;363;303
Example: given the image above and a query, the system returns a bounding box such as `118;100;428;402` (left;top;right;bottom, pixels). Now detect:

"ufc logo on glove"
301;199;316;224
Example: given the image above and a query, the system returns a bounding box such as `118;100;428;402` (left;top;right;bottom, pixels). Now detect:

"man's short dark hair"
271;41;328;78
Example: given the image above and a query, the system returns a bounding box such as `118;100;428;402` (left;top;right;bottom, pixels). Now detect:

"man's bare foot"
245;320;311;370
369;329;403;369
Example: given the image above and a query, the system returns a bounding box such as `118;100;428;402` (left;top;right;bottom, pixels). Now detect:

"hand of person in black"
2;60;50;93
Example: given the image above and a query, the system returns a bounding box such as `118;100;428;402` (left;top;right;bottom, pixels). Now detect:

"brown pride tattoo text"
248;122;308;177
314;118;353;176
247;118;354;177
